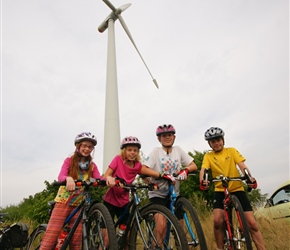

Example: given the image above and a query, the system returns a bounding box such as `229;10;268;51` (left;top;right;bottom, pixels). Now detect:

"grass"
194;206;290;249
4;201;290;249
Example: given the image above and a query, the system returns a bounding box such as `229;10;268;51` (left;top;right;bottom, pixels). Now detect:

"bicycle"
26;178;118;250
203;169;253;250
111;177;188;250
0;212;29;250
162;171;208;250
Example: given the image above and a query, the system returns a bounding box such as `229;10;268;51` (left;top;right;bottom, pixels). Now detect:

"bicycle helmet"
204;127;225;140
156;124;176;136
120;136;141;149
74;132;97;146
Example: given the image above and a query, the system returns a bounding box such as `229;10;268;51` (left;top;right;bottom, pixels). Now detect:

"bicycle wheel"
175;197;207;249
26;225;46;250
129;204;188;250
227;195;253;250
87;203;118;250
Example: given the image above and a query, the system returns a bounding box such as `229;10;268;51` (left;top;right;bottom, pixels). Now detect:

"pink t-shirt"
103;155;142;207
58;157;101;181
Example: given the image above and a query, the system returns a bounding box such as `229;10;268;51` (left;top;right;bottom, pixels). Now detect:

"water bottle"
116;224;126;245
55;226;70;250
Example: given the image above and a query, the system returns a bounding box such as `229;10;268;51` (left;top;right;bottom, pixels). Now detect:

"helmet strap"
162;144;173;154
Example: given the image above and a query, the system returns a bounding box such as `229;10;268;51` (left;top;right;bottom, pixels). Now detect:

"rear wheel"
129;204;188;250
227;195;253;250
87;203;118;250
175;197;208;249
26;225;46;250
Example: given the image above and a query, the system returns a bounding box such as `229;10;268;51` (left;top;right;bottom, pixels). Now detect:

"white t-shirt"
144;146;193;199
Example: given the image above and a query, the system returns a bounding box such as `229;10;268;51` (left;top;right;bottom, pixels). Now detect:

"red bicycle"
204;169;253;250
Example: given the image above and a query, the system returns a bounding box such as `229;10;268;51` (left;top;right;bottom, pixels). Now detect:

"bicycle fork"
224;208;246;250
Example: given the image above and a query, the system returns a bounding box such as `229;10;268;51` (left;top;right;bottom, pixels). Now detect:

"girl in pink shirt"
40;132;101;250
103;137;161;239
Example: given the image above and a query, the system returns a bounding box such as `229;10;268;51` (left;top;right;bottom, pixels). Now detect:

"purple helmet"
74;132;97;146
204;127;225;140
120;136;141;149
156;124;176;136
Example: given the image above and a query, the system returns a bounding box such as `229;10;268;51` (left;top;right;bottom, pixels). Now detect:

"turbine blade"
118;14;159;89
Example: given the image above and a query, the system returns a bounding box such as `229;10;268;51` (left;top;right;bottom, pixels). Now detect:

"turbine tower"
99;0;158;174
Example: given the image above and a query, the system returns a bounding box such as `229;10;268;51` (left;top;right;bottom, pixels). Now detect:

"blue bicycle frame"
165;182;198;246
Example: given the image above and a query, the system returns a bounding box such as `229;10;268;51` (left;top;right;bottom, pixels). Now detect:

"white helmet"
204;127;225;140
74;132;97;146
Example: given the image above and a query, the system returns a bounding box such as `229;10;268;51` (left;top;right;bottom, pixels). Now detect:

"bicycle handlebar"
52;178;107;187
114;176;158;191
203;169;254;191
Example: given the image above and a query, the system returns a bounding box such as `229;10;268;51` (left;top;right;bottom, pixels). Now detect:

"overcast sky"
1;0;289;207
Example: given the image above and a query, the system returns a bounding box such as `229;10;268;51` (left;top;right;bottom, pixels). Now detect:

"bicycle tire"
227;195;253;250
175;197;208;249
87;203;118;250
128;204;188;250
26;225;46;250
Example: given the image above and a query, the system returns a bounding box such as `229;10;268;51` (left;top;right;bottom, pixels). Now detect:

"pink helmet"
156;124;176;136
120;136;141;149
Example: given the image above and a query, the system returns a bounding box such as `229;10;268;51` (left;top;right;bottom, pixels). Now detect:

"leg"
154;213;168;246
69;209;82;250
40;203;70;250
244;211;266;250
213;208;224;249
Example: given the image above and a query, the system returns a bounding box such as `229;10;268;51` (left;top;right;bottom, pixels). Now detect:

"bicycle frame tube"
61;200;86;250
167;181;198;245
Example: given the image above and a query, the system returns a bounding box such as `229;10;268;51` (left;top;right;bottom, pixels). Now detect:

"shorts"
213;191;253;211
103;201;129;225
149;196;184;220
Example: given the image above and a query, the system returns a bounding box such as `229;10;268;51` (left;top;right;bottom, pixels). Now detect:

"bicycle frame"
205;171;253;250
109;178;190;250
166;176;199;246
52;179;111;250
114;183;159;249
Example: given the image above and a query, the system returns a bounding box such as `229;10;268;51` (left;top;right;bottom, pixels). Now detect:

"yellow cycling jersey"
202;147;245;192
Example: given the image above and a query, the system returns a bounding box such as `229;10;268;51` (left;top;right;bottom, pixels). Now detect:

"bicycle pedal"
188;241;199;246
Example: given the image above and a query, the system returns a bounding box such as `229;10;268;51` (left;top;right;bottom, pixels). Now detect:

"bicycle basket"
10;222;29;247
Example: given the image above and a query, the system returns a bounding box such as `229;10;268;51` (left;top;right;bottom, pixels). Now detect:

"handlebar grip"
204;169;209;182
244;169;253;192
52;181;67;186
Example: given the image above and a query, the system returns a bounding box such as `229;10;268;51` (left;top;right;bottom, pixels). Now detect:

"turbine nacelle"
98;3;131;33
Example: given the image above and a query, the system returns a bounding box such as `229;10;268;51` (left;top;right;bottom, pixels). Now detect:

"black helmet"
204;127;225;140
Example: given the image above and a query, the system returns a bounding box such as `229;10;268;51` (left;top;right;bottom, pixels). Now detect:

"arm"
57;158;76;191
199;168;210;190
237;161;257;188
103;167;115;187
185;161;198;172
139;165;160;178
92;162;102;179
176;161;198;181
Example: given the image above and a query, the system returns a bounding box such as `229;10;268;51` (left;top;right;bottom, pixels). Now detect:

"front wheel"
175;197;208;249
226;195;253;250
87;203;118;250
26;225;46;250
129;204;188;250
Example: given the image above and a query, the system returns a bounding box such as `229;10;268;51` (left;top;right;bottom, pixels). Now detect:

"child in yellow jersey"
199;127;266;250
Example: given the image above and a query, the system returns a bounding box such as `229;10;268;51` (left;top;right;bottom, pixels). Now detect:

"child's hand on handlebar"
161;173;176;184
66;176;76;191
176;168;189;181
200;180;210;191
246;177;258;189
106;176;116;187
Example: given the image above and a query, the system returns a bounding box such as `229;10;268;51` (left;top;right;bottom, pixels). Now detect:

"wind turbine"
99;0;158;174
